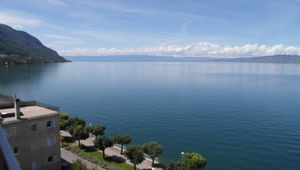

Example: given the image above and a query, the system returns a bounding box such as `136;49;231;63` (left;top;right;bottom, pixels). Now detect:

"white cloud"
58;42;300;57
0;10;41;29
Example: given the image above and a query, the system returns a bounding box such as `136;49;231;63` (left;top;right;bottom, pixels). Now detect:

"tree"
182;152;206;170
60;113;69;120
85;125;105;137
69;125;89;148
94;136;113;159
167;152;206;170
68;116;86;128
113;134;131;154
143;141;163;166
85;125;94;134
167;161;183;170
92;125;106;137
124;145;145;170
59;113;69;130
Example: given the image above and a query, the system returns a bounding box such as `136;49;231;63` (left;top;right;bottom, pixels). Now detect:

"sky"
1;0;300;58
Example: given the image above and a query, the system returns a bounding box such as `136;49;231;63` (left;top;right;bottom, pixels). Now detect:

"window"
46;121;52;128
13;147;19;155
32;161;39;170
47;138;53;147
48;156;53;164
30;124;37;132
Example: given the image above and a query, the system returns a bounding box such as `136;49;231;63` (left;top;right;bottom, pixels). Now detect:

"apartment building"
0;95;61;170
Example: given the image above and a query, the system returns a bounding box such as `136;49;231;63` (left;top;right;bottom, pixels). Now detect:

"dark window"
30;124;37;132
46;121;52;127
13;147;18;154
48;156;53;163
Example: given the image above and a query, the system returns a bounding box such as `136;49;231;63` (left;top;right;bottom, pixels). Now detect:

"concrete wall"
3;114;61;170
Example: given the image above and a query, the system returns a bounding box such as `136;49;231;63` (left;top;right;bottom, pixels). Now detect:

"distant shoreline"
65;55;300;64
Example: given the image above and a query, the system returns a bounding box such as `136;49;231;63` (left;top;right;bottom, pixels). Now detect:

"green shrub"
66;146;120;170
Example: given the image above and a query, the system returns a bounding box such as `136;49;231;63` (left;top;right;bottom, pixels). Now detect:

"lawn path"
82;137;163;170
61;147;105;170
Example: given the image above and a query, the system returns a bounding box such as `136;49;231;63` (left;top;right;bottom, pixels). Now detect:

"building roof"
60;130;72;137
0;106;58;124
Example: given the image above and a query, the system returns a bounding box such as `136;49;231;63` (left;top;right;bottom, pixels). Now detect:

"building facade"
0;96;61;170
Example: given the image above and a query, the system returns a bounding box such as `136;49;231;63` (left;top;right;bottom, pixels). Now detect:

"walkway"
61;147;105;170
81;137;163;170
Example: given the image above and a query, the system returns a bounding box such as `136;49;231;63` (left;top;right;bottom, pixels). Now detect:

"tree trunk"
121;144;123;154
152;157;155;166
78;139;81;148
102;149;105;159
134;164;136;170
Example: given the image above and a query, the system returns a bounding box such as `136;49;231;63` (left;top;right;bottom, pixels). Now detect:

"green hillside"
0;23;68;65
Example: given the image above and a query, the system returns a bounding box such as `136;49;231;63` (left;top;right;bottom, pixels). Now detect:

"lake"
1;62;300;169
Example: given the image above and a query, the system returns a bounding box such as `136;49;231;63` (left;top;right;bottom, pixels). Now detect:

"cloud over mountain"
59;42;300;58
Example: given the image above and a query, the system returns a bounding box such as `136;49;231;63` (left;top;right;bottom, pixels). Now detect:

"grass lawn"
74;146;138;170
62;140;74;146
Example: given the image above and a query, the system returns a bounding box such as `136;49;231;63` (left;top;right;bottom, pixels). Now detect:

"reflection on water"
1;62;300;170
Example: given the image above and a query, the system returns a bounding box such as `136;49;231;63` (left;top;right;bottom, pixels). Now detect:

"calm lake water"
1;62;300;169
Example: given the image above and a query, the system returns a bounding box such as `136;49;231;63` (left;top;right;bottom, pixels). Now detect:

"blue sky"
1;0;300;57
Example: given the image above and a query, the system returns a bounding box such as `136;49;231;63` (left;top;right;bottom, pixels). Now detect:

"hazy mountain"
66;55;300;63
0;23;68;65
65;55;215;62
215;55;300;63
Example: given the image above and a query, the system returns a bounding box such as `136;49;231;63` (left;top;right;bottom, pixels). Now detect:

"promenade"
81;137;163;170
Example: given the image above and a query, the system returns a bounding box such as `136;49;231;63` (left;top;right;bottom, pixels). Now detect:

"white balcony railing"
0;124;21;170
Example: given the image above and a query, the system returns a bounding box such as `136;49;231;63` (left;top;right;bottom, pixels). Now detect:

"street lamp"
181;152;184;164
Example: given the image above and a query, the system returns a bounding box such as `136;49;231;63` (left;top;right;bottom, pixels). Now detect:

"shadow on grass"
105;155;126;163
80;145;97;152
80;145;126;164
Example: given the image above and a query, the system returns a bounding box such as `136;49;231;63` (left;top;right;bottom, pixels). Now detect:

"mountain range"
66;55;300;63
1;23;300;65
0;23;68;65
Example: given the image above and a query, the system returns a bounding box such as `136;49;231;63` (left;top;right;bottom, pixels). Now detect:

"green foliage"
72;159;96;170
69;125;89;147
183;152;206;170
124;145;145;170
121;134;131;145
94;136;113;159
167;152;207;170
66;146;120;170
92;125;106;136
86;125;106;137
69;117;86;128
167;161;183;170
113;134;122;143
85;125;94;134
113;134;131;154
60;113;69;130
143;141;163;166
62;140;74;147
60;119;69;130
0;24;67;65
60;113;69;120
